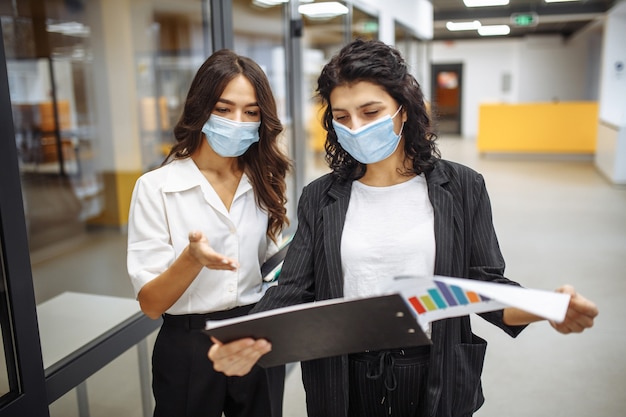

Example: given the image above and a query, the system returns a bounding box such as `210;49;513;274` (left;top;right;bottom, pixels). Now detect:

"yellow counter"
477;102;598;154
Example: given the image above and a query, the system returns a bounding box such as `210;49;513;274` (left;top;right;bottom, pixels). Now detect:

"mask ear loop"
397;122;405;138
391;105;403;119
392;106;404;137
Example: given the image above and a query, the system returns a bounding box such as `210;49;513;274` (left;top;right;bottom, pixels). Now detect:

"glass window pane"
2;0;208;300
137;1;209;171
352;6;378;41
300;2;380;186
395;22;430;116
301;7;346;185
232;0;294;219
2;0;208;415
395;22;429;90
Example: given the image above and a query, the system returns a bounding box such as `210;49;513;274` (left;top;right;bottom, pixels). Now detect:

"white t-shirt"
341;174;435;299
127;157;278;315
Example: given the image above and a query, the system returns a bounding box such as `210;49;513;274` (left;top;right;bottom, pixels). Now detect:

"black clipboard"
205;294;431;368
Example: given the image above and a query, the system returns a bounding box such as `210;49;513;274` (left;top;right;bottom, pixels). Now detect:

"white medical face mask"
332;106;404;164
202;114;261;157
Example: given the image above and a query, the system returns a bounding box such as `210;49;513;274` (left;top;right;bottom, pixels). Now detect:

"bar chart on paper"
387;275;571;331
390;276;506;330
408;280;491;313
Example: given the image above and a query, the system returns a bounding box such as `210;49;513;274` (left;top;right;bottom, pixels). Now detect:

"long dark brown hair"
164;49;291;241
316;39;440;181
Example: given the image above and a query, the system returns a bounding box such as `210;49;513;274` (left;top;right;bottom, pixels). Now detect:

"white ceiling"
432;0;616;40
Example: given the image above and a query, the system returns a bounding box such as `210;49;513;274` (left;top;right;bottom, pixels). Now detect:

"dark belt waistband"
350;345;431;363
162;304;255;330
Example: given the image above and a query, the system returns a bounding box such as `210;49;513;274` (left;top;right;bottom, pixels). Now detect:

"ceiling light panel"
298;2;349;19
446;20;482;31
478;24;511;36
463;0;510;7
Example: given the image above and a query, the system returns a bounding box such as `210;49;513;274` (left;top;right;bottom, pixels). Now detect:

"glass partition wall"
2;0;209;298
3;1;100;256
2;0;382;287
1;0;208;415
395;20;430;102
299;2;379;185
0;0;392;415
232;0;294;218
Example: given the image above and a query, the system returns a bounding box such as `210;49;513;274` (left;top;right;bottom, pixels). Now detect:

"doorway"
431;63;463;135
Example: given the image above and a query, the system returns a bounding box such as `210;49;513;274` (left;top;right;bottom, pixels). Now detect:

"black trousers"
348;347;430;417
153;306;285;417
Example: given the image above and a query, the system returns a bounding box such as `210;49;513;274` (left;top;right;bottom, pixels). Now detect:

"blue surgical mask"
332;106;404;164
202;114;261;157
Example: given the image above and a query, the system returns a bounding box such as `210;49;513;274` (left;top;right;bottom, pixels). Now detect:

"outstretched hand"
550;285;598;334
188;230;239;271
208;337;272;376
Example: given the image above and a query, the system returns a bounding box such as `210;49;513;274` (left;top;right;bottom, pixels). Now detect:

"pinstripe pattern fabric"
253;159;527;417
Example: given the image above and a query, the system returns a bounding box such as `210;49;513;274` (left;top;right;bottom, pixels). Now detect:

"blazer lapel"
425;163;456;415
426;164;454;277
322;179;352;299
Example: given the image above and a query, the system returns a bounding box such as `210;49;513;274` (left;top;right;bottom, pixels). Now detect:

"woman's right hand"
208;337;272;376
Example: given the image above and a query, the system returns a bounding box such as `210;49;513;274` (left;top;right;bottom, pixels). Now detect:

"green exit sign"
511;12;538;27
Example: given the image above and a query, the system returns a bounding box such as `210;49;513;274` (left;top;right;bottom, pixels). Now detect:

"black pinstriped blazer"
253;159;526;417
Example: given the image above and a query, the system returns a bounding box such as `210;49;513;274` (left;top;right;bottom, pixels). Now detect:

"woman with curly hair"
208;39;597;417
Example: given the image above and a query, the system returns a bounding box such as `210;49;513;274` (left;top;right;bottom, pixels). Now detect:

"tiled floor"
36;136;626;416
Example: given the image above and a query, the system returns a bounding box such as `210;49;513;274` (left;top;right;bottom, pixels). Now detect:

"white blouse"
341;174;435;299
127;157;278;315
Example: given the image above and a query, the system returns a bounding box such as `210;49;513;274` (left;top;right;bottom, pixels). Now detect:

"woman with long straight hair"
128;49;290;417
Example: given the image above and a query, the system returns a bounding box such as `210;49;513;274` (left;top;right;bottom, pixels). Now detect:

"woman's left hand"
550;285;598;334
188;230;239;271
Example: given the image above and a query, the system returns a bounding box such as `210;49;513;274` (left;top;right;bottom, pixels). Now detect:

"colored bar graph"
466;291;481;303
420;295;437;311
408;296;426;314
450;285;469;305
427;289;447;309
435;281;458;306
406;280;488;316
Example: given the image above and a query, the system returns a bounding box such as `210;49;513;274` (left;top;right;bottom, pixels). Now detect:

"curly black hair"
316;39;439;181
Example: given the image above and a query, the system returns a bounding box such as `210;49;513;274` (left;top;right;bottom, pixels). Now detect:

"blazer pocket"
452;333;487;415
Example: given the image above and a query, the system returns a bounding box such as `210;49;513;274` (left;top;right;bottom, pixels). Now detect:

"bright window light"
544;0;580;3
298;2;349;19
252;0;288;7
46;21;90;37
478;25;511;36
463;0;509;7
446;21;482;31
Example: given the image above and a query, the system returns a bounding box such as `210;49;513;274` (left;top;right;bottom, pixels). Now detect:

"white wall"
598;2;626;126
431;38;520;138
517;36;589;102
431;34;593;138
595;0;626;184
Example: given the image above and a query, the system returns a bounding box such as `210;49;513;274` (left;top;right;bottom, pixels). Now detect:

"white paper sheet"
386;276;570;332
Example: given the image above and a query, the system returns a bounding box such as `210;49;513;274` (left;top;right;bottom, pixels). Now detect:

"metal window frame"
0;22;50;417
